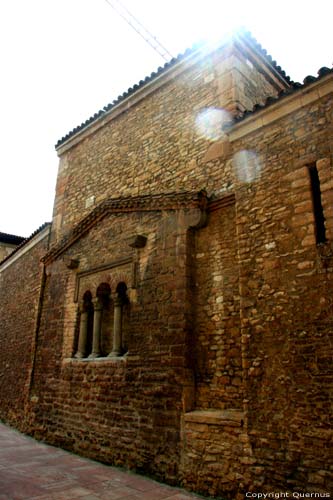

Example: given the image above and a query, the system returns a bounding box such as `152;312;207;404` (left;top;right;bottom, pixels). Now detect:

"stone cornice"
228;72;333;141
208;193;236;213
42;191;208;265
233;37;290;92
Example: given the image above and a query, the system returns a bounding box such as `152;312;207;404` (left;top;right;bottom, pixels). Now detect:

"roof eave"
55;30;293;154
55;43;207;155
227;71;333;141
0;223;51;270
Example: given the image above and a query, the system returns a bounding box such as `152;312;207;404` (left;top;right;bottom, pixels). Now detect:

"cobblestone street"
0;422;205;500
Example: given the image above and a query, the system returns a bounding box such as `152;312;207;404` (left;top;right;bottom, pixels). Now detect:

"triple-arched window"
75;281;129;359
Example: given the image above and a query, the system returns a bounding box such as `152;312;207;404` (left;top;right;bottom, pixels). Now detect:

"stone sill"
63;355;128;365
184;409;244;427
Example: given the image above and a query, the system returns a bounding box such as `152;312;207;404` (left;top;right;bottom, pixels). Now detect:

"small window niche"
97;283;112;356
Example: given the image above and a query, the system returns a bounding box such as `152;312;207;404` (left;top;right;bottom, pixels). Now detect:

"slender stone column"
75;303;88;358
89;298;103;358
108;296;123;357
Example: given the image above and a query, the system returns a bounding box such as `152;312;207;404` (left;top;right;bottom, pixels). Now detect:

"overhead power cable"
103;0;174;61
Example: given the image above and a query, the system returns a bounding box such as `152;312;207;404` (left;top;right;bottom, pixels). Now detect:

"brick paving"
0;422;206;500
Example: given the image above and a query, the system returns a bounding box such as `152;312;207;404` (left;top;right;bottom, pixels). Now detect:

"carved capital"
114;295;124;307
92;298;103;311
79;302;87;314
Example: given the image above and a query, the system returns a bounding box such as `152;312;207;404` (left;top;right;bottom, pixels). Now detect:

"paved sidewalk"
0;422;205;500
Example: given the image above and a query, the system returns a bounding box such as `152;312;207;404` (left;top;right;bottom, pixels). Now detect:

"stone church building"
0;31;332;498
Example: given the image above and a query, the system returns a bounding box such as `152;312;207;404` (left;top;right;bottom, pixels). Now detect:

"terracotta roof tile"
0;232;25;245
55;30;292;148
55;44;199;148
238;30;293;85
0;223;51;266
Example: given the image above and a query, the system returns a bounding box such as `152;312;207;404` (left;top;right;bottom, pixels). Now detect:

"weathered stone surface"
0;232;49;428
0;242;17;261
0;32;332;499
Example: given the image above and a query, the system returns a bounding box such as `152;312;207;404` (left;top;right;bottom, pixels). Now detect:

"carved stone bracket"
128;234;147;248
64;257;80;269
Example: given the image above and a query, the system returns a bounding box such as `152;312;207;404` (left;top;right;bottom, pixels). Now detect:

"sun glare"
182;0;243;48
195;108;231;142
233;150;262;183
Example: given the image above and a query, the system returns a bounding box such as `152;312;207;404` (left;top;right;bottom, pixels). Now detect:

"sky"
0;0;332;237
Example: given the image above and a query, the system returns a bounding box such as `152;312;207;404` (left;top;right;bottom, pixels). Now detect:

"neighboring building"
0;232;25;261
0;30;332;498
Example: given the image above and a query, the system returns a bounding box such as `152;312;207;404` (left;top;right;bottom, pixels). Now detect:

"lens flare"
195;108;231;142
233;150;262;183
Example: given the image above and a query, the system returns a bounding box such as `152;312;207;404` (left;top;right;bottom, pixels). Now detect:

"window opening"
308;165;327;244
97;283;112;356
75;282;130;359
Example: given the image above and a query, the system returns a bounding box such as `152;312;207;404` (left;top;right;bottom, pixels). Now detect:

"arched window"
97;283;112;356
74;282;130;359
116;281;128;298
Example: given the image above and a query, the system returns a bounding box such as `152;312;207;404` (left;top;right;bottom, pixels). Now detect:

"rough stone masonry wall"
192;201;242;410
233;94;333;493
231;45;281;113
0;236;49;428
177;92;333;498
1;42;331;500
52;43;279;243
180;409;251;499
36;86;332;496
179;201;250;499
29;208;198;483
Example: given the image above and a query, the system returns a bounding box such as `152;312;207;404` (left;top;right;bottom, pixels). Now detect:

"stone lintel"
74;257;133;302
184;409;244;427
